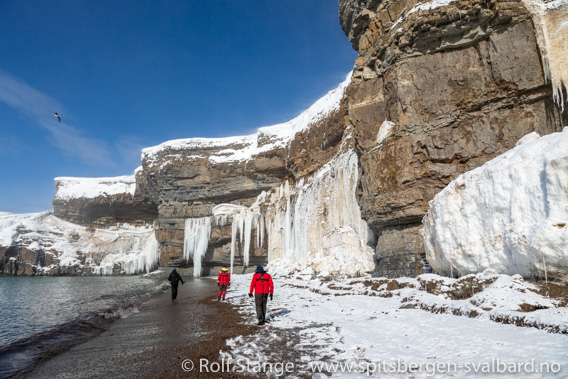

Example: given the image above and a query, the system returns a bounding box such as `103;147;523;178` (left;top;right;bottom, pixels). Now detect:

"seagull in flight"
54;112;61;122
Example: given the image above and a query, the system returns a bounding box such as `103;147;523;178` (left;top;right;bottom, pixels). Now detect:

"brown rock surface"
340;0;566;276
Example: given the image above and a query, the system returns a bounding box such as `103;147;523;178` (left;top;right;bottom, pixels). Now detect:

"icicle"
143;233;159;273
230;216;238;275
543;255;548;285
266;219;272;262
259;215;265;251
238;216;244;245
256;215;261;248
284;195;292;255
183;217;212;277
243;213;254;267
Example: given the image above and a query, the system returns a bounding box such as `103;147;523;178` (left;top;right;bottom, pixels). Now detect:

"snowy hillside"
422;128;568;282
0;212;158;275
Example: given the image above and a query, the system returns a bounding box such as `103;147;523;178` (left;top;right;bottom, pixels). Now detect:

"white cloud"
0;70;113;166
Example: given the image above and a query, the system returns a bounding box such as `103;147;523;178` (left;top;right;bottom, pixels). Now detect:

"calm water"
0;275;163;377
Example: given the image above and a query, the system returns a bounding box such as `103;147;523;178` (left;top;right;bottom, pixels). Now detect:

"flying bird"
54;112;61;122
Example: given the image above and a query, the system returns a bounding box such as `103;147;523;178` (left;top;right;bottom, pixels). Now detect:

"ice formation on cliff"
521;0;568;109
212;203;264;275
183;217;212;277
0;212;159;275
263;146;375;277
206;143;374;278
422;128;568;281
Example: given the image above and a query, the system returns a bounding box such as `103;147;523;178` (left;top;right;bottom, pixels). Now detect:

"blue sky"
0;1;356;213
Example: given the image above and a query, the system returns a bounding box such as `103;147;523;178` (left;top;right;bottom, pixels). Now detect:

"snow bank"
54;175;136;200
141;73;351;167
422;128;568;281
0;211;159;275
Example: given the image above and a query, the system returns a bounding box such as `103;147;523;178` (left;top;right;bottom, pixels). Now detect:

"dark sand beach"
25;278;257;378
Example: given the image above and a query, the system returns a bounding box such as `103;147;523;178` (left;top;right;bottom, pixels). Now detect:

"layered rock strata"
135;77;351;272
53;176;158;227
339;0;566;276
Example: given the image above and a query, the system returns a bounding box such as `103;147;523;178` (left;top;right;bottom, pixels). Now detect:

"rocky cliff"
134;78;353;274
339;0;566;276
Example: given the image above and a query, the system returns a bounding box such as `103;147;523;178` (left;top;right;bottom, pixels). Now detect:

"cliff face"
21;0;566;278
133;78;352;273
339;0;566;276
136;131;289;268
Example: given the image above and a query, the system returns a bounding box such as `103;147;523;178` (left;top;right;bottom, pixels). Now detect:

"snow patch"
375;120;395;146
221;272;568;377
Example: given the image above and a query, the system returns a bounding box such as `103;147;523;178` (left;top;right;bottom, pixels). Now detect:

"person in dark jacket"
248;265;274;325
217;266;231;301
168;268;185;301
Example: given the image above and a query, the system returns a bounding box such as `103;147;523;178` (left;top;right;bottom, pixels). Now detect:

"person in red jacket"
217;266;230;301
248;265;274;325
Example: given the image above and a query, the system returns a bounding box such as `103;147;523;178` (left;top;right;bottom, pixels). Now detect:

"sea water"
0;275;163;377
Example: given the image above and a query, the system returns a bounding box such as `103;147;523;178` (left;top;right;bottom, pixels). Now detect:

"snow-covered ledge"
54;175;136;200
422;127;568;282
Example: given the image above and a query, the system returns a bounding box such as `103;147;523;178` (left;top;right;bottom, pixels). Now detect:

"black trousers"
171;283;179;300
254;294;268;322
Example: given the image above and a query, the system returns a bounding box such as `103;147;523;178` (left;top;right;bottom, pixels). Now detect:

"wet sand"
26;278;257;378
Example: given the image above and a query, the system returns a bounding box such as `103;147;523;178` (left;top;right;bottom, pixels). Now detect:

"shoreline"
0;275;166;378
22;276;257;378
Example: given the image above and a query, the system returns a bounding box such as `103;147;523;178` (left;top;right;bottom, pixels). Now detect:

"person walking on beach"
217;266;231;301
168;268;185;301
248;265;274;325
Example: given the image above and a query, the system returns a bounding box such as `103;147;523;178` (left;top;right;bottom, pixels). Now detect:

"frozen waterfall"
264;149;375;277
213;203;263;274
183;217;212;277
